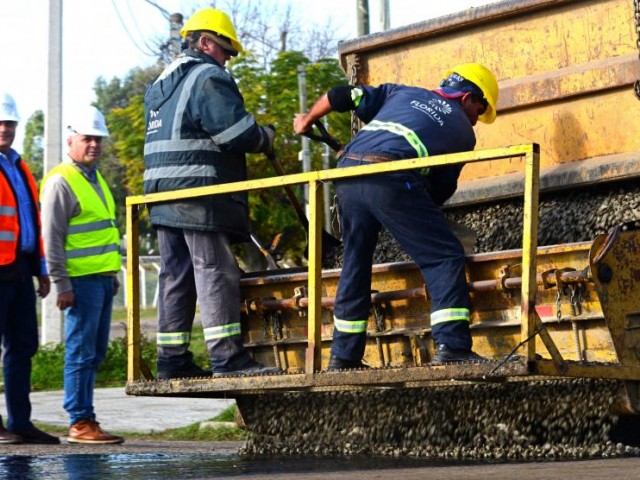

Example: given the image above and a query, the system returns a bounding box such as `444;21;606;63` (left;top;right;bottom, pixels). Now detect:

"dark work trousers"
0;258;38;431
156;226;249;369
331;158;472;362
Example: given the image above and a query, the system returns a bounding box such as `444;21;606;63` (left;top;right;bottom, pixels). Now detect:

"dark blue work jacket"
344;84;476;205
143;50;266;242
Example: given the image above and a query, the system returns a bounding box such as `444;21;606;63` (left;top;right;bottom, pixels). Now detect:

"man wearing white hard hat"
40;106;124;444
0;92;59;444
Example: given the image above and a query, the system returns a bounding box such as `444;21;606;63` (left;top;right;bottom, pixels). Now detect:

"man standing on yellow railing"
40;106;124;445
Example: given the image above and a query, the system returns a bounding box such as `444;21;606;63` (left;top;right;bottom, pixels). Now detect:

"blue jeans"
0;259;38;431
63;275;114;425
331;159;472;361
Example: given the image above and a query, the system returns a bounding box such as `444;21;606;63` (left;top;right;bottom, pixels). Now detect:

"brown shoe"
68;419;124;445
0;426;22;444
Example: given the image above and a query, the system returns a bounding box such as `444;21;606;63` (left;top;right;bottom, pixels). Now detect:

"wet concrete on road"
1;449;640;479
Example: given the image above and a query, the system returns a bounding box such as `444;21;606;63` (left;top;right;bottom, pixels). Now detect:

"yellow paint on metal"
126;203;141;382
468;90;640;182
125;145;539;380
520;146;540;361
126;145;537;207
590;227;640;366
337;0;640;193
125;140;640;398
306;180;323;373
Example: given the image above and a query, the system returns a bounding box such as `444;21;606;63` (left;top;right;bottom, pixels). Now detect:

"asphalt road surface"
2;442;640;479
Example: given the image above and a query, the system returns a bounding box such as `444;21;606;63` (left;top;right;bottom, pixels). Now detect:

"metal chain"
349;55;362;136
634;0;640;98
272;312;282;341
262;313;270;338
373;303;386;332
556;287;563;321
330;194;342;238
557;284;583;320
262;310;283;340
570;284;583;317
569;285;578;316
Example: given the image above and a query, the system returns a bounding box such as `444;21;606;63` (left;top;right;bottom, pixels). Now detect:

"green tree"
92;2;351;261
99;51;350;262
93;66;163;251
233;51;349;261
22;110;45;182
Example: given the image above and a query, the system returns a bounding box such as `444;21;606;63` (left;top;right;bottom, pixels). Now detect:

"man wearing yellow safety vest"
40;106;124;444
143;8;279;379
293;64;499;369
0;92;59;444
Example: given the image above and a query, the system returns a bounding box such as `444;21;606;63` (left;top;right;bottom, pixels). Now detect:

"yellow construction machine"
124;0;640;459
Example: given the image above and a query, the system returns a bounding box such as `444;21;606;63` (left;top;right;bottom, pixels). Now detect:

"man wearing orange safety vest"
0;92;59;444
40;106;123;445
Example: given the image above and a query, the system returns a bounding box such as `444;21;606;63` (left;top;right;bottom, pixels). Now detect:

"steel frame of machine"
125;144;541;379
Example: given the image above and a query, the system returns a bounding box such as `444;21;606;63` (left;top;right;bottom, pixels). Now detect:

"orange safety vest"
0;159;44;268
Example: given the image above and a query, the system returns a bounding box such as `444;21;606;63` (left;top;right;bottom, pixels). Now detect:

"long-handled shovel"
265;151;341;259
301;120;343;153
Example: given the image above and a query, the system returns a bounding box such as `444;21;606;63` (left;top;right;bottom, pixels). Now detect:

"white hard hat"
0;92;20;122
67;106;109;137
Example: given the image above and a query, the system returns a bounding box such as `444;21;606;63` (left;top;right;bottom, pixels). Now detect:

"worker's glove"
262;124;276;154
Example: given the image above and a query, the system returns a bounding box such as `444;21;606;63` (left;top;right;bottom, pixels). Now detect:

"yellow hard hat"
443;63;499;124
180;8;243;56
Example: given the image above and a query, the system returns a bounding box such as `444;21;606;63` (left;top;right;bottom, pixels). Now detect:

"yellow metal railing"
125;143;540;381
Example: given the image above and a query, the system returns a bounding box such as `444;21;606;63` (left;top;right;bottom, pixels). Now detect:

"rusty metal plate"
126;360;530;398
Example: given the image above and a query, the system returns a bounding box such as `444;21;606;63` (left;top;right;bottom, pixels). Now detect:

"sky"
0;0;495;148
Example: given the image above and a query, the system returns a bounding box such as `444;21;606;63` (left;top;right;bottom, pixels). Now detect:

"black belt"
342;153;396;164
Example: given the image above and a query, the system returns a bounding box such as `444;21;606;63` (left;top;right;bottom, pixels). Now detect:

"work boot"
0;425;22;444
12;425;60;444
211;358;282;377
68;419;124;445
327;356;369;371
430;344;489;365
157;362;212;380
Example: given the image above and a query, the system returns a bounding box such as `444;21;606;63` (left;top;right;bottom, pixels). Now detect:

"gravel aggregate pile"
241;379;640;459
323;181;640;267
250;181;640;460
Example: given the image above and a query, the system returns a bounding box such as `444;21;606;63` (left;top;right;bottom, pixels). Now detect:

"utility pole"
42;0;64;345
297;65;311;214
322;119;332;231
169;13;183;60
357;0;370;36
380;0;390;31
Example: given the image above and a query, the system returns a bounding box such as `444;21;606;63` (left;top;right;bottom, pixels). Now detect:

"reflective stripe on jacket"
0;160;44;271
143;50;268;241
42;163;121;277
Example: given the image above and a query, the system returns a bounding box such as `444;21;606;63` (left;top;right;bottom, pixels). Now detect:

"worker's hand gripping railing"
124;144;541;381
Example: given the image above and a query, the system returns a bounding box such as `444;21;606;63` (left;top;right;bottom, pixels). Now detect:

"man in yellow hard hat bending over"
293;64;499;369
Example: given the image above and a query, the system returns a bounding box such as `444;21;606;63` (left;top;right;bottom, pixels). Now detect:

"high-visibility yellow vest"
42;163;121;277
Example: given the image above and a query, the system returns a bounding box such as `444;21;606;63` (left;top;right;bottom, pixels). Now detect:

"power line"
125;0;162;54
141;0;171;20
111;0;157;57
